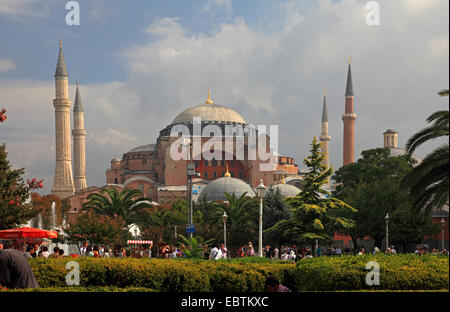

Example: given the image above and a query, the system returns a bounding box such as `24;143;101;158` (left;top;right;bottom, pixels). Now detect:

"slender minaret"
342;57;357;166
51;40;75;198
72;81;87;192
320;88;331;169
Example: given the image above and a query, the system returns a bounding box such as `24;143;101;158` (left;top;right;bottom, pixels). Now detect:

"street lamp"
256;179;266;257
441;218;445;251
222;211;228;250
384;213;389;252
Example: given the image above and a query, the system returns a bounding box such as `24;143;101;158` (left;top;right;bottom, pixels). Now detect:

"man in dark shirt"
0;249;40;289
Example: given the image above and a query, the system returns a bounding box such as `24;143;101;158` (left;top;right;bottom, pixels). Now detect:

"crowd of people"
1;241;448;262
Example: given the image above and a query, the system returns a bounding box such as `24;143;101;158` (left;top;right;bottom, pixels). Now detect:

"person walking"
209;244;222;260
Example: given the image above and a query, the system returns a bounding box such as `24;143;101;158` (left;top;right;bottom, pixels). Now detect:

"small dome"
171;103;246;125
111;157;120;162
272;184;301;198
198;176;255;202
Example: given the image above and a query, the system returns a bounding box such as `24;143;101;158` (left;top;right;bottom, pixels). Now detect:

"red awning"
0;227;58;239
127;240;152;245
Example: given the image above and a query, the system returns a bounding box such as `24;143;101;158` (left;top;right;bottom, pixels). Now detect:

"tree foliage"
267;137;356;251
402;90;449;214
82;187;152;227
65;212;129;248
334;147;436;249
0;144;39;230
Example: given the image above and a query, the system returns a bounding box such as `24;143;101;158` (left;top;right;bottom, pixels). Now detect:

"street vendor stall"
0;227;58;251
127;240;153;258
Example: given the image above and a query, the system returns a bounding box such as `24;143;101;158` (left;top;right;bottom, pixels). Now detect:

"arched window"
213;171;217;178
114;178;118;184
204;171;208;178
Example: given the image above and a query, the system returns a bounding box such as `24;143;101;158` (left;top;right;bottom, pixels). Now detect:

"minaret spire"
73;81;87;192
342;57;357;166
320;88;331;178
52;41;75;198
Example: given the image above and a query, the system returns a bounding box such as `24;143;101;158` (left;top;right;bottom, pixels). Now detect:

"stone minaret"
72;81;87;192
51;41;75;198
320;89;331;169
383;129;398;148
342;57;357;166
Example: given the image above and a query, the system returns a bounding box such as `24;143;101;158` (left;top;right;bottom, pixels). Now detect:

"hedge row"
26;254;448;291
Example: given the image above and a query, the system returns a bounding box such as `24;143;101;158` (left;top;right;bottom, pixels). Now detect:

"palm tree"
137;206;185;244
204;193;259;256
402;89;449;214
83;187;152;227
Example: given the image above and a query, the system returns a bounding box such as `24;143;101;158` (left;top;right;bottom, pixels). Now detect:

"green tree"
263;187;291;247
136;206;185;244
402;89;449;214
390;205;438;252
334;148;436;250
203;193;259;256
82;187;152;227
267;137;356;253
0;144;39;230
65;213;129;251
177;234;215;259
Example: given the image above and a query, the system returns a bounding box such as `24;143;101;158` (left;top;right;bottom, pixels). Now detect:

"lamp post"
222;211;228;249
256;179;266;257
441;218;445;251
384;213;389;252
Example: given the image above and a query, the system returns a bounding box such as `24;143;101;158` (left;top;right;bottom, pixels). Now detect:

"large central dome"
171;103;246;125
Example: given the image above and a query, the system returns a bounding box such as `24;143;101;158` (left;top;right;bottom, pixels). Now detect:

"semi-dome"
171;103;246;125
198;176;255;202
272;183;301;198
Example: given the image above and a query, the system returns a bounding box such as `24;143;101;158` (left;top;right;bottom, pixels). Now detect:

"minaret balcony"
342;113;357;120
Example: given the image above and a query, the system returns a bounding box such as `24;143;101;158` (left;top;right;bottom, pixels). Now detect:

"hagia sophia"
48;42;424;226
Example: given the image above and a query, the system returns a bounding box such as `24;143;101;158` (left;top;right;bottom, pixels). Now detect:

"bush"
24;255;448;292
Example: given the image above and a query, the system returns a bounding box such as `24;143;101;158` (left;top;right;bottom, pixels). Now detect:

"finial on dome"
281;174;286;184
59;39;62;48
224;163;231;177
348;56;351;65
324;88;327;97
205;88;213;105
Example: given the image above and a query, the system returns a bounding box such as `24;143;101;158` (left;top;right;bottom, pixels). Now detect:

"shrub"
25;254;448;292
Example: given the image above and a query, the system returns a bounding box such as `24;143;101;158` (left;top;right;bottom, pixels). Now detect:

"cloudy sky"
0;0;448;194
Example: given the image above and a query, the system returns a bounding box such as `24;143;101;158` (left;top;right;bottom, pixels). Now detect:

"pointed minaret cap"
322;88;328;122
224;163;231;177
205;88;213;105
345;57;354;96
55;40;68;77
74;81;83;111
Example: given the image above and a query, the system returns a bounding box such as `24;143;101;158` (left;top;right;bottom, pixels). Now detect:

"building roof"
171;103;246;125
387;147;421;163
55;42;68;77
198;176;255;202
128;144;157;153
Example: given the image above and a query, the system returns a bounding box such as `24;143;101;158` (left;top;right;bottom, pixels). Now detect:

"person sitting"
265;276;292;292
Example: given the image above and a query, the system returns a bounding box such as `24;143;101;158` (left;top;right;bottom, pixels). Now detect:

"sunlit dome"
171;103;246;125
198;176;255;202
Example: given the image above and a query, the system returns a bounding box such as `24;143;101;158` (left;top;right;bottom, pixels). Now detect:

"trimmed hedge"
24;254;448;292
